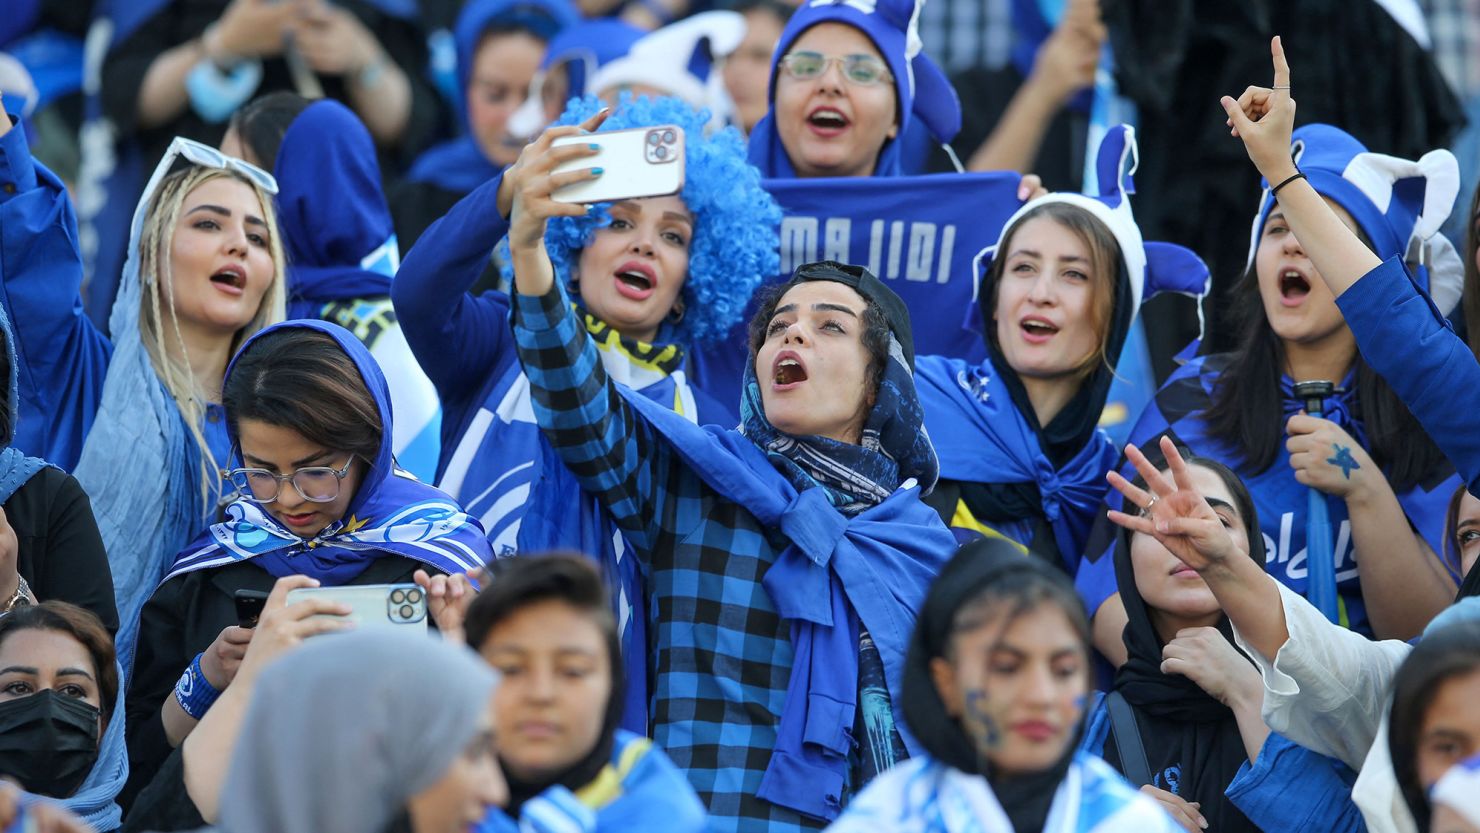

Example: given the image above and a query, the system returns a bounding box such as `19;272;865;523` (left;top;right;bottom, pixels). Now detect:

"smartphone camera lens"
648;131;661;145
407;589;422;604
655;145;668;160
391;590;406;604
400;604;415;620
662;129;676;145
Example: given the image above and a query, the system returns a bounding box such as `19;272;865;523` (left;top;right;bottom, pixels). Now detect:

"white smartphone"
551;125;685;204
284;583;429;633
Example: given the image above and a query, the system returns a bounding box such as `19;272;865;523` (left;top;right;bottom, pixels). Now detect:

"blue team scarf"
623;350;955;822
274;100;398;319
407;0;578;194
915;353;1119;561
163;321;491;584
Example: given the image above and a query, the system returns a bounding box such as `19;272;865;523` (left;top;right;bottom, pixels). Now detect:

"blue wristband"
173;653;222;720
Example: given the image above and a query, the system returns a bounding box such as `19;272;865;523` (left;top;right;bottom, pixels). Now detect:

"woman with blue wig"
393;94;780;733
221;93;443;482
394;0;580;251
120;320;491;817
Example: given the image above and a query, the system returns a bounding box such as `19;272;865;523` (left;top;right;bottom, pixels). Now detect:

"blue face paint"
963;688;1002;754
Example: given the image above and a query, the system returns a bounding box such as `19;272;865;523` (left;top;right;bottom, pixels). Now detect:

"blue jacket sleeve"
391;172;515;415
0;114;111;469
1225;732;1363;833
1336;256;1480;496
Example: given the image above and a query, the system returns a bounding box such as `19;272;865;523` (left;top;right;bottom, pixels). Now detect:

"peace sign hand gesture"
1105;435;1243;575
1220;36;1300;185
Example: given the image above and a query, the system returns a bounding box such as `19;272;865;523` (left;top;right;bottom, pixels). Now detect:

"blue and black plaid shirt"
514;282;823;833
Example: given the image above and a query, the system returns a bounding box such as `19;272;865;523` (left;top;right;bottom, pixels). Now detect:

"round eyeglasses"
778;51;893;86
227;456;356;504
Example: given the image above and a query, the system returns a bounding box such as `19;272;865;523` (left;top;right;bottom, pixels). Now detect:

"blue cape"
406;0;579;194
620;385;956;822
164;320;491;584
274;100;398;318
915;353;1119;562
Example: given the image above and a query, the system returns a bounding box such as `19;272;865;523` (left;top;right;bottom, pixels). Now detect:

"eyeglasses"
778;51;893;86
227;456;356;504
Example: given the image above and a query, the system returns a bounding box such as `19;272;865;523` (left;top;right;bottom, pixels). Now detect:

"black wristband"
1271;171;1306;197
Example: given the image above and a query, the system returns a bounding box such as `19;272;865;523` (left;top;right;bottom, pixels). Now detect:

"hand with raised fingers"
1220;36;1299;184
1106;435;1242;574
503;109;611;251
230;575;353;689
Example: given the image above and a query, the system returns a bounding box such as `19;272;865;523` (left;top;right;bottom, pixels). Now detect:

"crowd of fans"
1;0;1479;831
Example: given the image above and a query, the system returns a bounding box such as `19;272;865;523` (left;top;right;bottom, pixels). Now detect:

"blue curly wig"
540;94;781;345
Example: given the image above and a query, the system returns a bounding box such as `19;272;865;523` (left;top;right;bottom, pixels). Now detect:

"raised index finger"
1271;35;1291;97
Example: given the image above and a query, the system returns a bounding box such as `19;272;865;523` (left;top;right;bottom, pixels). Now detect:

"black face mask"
0;689;102;798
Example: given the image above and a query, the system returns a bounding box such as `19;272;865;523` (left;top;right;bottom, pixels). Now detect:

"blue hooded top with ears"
164;320;492;584
274;100;400;318
746;0;961;178
1247;123;1463;314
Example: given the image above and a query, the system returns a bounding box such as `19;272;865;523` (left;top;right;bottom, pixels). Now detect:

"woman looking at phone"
417;554;706;832
392;95;779;730
121;321;492;815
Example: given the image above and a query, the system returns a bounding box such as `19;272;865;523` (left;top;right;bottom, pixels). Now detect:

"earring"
668;301;686;323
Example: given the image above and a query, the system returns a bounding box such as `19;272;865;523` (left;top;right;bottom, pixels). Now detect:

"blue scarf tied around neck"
625;333;953;821
914;353;1120;564
164;320;492;584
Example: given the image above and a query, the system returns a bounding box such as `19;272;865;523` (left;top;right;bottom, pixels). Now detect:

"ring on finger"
1141;494;1159;516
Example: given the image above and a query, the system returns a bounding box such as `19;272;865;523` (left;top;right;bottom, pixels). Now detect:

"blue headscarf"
406;0;580;194
273;100;399;319
72;145;284;671
163;320;491;584
747;0;961;178
0;302;47;504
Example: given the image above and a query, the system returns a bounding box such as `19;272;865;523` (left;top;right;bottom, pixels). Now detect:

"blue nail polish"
591;167;605;175
589;143;601;150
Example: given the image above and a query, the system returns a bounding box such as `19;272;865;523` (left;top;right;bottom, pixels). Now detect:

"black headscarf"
902;538;1088;832
1104;452;1263;833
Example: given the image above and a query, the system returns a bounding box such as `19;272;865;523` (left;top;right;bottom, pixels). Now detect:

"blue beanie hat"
748;0;961;178
1248;123;1464;314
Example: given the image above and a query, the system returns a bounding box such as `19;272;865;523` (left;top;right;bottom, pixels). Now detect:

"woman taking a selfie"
825;538;1180;833
504;98;956;827
122;320;491;812
393;95;778;730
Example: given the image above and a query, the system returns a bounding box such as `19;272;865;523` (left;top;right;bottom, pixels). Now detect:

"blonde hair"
135;166;287;510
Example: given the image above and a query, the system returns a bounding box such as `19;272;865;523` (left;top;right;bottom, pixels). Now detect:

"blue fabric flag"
163;320;492;584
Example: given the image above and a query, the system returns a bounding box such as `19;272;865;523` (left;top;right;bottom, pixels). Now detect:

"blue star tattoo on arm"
1327;444;1361;480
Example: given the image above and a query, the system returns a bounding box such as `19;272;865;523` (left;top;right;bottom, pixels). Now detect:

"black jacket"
11;467;118;631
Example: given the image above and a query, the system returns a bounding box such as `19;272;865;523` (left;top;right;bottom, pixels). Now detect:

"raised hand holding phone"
549;125;685;205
